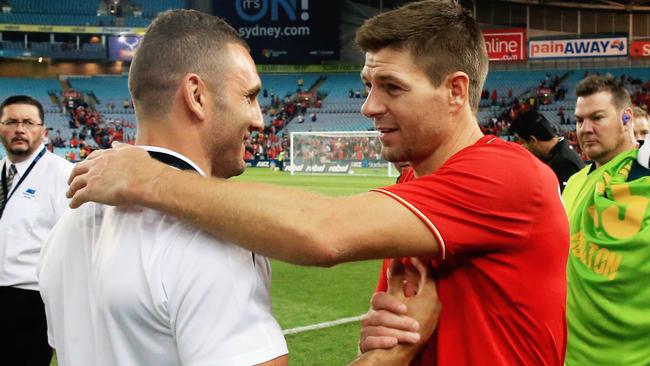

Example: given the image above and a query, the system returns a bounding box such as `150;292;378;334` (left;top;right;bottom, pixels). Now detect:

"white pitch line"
283;314;365;335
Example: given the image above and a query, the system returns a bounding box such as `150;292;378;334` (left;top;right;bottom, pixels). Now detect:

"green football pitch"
50;168;396;366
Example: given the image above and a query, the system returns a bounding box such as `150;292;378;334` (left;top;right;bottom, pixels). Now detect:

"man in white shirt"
0;95;72;365
38;10;289;366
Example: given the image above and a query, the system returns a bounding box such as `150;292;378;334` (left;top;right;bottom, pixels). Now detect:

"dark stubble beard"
8;146;31;157
0;136;32;157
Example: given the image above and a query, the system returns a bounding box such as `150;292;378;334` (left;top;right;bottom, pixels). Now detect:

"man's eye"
385;84;404;94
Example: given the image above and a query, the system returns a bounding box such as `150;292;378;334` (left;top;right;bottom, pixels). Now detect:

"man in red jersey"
65;1;567;364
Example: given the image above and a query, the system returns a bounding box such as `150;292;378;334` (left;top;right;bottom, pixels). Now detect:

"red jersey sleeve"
376;259;390;292
373;137;556;261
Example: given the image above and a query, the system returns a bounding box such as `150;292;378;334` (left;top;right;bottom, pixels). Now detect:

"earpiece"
623;114;631;124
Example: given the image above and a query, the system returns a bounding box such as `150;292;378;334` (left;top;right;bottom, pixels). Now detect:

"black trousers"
0;286;53;365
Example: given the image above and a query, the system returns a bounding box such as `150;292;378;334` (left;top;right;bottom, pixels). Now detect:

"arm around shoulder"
147;178;442;266
67;144;441;265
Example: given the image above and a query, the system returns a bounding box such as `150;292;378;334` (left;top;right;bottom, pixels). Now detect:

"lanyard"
147;151;198;173
2;147;47;204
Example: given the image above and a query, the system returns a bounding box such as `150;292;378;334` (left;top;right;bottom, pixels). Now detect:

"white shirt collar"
139;145;206;176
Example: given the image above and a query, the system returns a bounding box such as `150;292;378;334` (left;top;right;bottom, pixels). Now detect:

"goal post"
288;131;397;177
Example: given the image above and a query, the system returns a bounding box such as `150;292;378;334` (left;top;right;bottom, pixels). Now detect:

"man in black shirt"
510;110;585;192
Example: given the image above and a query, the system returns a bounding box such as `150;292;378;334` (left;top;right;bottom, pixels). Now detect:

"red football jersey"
374;135;568;365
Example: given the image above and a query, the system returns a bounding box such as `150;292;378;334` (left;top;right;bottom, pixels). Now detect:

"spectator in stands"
64;150;76;162
633;106;650;143
275;150;286;172
69;132;80;148
52;129;65;148
563;75;650;365
0;95;73;366
78;144;89;160
509;110;584;191
66;2;568;365
79;126;88;141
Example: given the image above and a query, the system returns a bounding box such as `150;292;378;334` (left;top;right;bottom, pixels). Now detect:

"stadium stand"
0;0;186;28
259;73;321;105
5;65;648;162
0;13;114;26
284;113;372;133
0;1;648;165
68;75;131;112
0;40;106;59
0;77;60;112
132;0;186;18
7;0;98;15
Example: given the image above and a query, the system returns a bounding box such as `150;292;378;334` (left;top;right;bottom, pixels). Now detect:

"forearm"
137;167;349;265
68;146;438;264
349;346;418;366
129;163;436;266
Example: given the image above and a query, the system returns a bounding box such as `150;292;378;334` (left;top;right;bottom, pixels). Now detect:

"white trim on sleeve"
372;188;447;260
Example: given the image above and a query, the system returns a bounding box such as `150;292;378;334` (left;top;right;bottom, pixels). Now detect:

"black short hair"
509;110;555;142
0;95;45;124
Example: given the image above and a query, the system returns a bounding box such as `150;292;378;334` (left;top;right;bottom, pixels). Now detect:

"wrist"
361;344;419;365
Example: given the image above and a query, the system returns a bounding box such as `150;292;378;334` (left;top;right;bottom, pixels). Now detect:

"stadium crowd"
292;135;382;164
33;65;650;167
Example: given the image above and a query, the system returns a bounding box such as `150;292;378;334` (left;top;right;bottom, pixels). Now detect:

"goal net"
288;131;397;177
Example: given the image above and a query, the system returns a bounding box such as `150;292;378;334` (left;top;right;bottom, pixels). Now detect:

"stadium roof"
359;0;650;12
500;0;650;11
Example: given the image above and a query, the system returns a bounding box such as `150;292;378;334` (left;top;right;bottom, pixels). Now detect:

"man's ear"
182;73;207;121
528;135;539;145
446;71;470;112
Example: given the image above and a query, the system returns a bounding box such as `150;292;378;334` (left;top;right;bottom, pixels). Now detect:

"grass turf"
50;168;395;366
238;168;392;365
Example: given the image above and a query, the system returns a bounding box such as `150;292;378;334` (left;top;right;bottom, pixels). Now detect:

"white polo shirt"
38;146;287;366
0;145;72;290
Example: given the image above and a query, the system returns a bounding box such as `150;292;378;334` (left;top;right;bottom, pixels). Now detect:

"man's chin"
584;149;603;163
213;161;245;179
231;165;245;178
381;150;406;164
7;147;30;156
